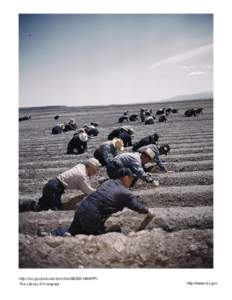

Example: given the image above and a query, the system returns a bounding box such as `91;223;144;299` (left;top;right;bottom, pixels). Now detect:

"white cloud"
147;43;213;70
188;71;206;76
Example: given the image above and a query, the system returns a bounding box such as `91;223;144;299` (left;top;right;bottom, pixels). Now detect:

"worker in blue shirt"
43;168;153;237
94;138;124;166
138;144;171;172
106;148;159;186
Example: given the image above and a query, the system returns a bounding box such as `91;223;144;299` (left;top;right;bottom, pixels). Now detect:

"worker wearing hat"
83;124;99;137
49;167;153;236
138;143;171;172
63;118;77;132
19;158;101;212
67;131;88;154
132;133;160;152
108;126;134;147
106;148;159;186
51;123;64;134
94;138;124;166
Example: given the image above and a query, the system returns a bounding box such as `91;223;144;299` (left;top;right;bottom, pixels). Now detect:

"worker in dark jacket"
94;138;124;166
106;148;159;186
138;144;171;172
67;130;88;154
63;119;77;132
51;124;64;134
117;126;134;147
132;133;159;152
108;126;134;147
48;168;152;236
140;108;146;122
84;124;99;137
144;116;155;125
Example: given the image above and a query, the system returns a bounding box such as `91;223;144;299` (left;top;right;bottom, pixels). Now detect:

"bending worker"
19;158;101;212
132;133;160;151
108;126;134;147
106;148;159;186
67;129;88;155
94;138;124;166
138;143;171;173
49;168;153;236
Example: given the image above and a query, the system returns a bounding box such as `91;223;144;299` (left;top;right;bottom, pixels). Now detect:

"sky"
19;14;213;107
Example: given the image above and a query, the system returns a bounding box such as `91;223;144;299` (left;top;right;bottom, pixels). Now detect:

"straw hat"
79;132;88;142
121;126;134;135
112;138;124;151
141;148;155;160
87;158;101;168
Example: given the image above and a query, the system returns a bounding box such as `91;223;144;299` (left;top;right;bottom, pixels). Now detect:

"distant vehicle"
54;115;60;120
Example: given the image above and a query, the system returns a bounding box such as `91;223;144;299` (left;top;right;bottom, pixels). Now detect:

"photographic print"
19;14;213;268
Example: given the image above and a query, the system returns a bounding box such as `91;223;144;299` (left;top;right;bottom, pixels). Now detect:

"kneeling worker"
138;144;171;173
67;130;88;155
50;168;153;236
106;148;159;186
94;138;124;166
19;158;101;212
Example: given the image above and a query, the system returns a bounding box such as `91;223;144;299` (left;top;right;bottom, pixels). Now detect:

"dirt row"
18;171;213;197
19;160;213;180
19;206;213;237
19;228;213;268
19;153;213;169
19;134;213;148
19;184;213;208
19;99;213;268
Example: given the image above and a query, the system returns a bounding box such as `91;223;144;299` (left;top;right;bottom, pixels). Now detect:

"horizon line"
19;96;213;110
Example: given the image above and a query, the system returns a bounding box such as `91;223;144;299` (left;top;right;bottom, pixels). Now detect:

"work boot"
19;200;40;212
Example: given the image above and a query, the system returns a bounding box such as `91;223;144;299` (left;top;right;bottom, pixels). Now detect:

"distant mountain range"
19;91;213;111
163;91;213;102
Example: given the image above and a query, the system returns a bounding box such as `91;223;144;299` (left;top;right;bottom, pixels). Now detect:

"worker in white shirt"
19;158;101;212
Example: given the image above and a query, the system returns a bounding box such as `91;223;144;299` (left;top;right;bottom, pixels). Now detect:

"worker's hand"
134;180;143;187
145;176;154;183
152;179;159;187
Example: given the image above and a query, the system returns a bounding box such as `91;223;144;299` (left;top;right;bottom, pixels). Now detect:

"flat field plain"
19;98;213;268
